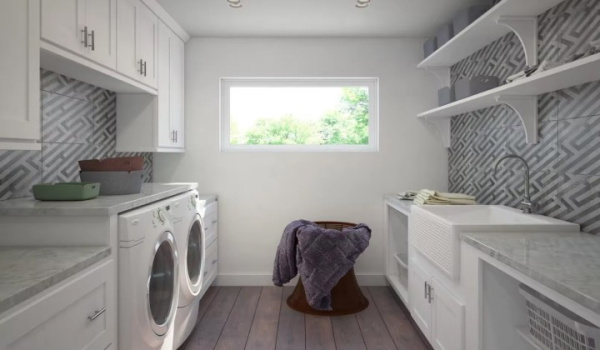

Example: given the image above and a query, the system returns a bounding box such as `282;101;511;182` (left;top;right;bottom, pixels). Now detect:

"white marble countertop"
462;231;600;314
0;246;111;314
0;183;203;216
384;194;415;215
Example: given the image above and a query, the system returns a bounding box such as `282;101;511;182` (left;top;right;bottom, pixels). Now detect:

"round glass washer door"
187;216;204;291
148;231;178;336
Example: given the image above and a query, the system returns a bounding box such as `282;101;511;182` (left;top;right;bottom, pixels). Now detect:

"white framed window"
220;77;379;152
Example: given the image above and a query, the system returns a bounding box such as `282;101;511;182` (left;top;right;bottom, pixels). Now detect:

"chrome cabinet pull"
81;26;89;47
89;30;95;51
424;282;428;299
175;130;178;142
143;60;147;76
88;308;106;321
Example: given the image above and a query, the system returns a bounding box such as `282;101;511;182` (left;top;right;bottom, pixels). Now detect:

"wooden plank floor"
181;286;427;350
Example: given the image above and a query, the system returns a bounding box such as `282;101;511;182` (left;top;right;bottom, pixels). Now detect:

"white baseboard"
214;273;386;287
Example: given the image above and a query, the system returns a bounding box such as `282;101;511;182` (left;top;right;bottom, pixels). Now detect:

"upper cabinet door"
137;3;158;88
41;0;116;69
41;0;85;55
169;34;184;148
157;20;172;148
116;0;139;80
156;20;184;150
0;0;40;149
83;0;117;68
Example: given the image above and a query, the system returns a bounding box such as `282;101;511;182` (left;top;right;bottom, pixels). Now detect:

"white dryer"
170;190;205;348
119;200;179;350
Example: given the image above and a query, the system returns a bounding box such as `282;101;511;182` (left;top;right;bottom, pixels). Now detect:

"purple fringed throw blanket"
272;220;371;311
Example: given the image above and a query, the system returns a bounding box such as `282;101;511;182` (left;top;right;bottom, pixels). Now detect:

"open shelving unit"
416;0;600;148
384;196;413;306
419;53;600;147
418;0;564;70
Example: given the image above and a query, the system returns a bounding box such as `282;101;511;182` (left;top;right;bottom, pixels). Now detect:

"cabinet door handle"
89;30;95;51
175;130;178;142
427;285;433;303
138;59;144;74
88;308;106;321
143;60;147;76
424;281;428;299
81;26;89;47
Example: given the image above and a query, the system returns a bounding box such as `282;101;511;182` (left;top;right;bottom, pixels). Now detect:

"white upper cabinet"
41;0;117;69
161;20;184;149
137;3;158;88
116;20;185;153
0;0;40;150
41;0;84;55
83;0;117;68
116;0;158;88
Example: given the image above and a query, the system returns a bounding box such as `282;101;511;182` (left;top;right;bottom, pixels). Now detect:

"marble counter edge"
0;247;111;315
461;233;600;315
0;184;199;217
384;194;414;215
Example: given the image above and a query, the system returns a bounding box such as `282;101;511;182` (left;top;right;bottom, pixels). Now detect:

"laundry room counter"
0;183;204;217
0;246;110;314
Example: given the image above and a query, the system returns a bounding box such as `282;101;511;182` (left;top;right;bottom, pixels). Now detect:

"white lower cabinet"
0;259;115;350
409;258;465;350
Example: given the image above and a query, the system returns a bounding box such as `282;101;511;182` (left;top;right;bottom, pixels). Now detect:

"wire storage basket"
519;284;600;350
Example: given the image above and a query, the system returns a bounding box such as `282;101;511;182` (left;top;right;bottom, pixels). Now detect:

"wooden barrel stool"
286;221;369;316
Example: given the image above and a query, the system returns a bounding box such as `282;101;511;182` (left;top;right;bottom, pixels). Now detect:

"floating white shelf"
417;0;564;69
419;53;600;147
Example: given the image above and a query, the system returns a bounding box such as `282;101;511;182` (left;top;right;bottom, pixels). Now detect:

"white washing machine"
119;200;179;350
170;190;205;348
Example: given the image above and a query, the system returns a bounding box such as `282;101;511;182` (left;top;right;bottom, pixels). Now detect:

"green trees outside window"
230;87;369;146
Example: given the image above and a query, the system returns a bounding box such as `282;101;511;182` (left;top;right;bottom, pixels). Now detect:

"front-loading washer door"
148;231;178;336
186;216;204;292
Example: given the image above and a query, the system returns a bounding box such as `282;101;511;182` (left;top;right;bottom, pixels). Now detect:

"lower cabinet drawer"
0;259;114;350
202;202;218;246
203;240;218;287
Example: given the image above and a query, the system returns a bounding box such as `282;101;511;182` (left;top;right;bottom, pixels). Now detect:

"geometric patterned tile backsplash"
448;0;600;234
0;69;153;200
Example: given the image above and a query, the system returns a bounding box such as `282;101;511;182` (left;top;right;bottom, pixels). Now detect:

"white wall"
154;38;448;285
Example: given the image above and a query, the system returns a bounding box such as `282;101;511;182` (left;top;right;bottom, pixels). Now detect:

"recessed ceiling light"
227;0;242;8
356;0;370;8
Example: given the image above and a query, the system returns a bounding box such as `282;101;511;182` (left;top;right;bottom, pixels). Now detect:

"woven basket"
286;221;369;316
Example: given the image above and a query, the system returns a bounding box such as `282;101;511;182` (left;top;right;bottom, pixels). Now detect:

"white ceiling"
156;0;488;38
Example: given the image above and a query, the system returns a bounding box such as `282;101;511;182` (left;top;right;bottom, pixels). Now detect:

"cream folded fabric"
414;189;476;205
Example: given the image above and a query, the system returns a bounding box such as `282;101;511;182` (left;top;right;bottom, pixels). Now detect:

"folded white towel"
414;189;476;205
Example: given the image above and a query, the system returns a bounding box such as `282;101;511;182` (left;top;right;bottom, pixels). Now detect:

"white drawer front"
0;259;114;350
203;241;218;287
202;202;218;247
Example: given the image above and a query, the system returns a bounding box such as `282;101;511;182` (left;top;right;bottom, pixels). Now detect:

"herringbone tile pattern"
449;0;600;234
0;69;153;200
